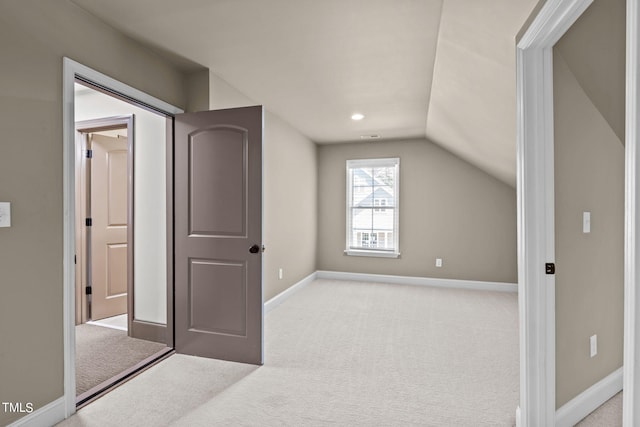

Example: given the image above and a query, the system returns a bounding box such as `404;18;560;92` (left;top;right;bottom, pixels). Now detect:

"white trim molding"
62;58;183;420
6;397;65;427
556;367;623;427
516;1;593;426
264;272;318;313
344;249;400;258
316;271;517;292
625;0;640;424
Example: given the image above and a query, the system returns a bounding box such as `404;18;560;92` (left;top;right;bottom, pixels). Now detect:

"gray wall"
0;1;189;425
263;112;317;300
317;139;517;283
553;0;625;407
554;0;626;143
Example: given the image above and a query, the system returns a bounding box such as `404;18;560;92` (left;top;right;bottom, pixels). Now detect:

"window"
346;158;399;257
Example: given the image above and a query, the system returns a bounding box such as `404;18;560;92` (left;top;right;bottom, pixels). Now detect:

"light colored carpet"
87;314;128;331
60;279;519;426
75;324;167;395
575;391;622;426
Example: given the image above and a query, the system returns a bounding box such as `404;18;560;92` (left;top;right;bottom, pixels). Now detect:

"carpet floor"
62;279;519;426
75;324;167;395
576;391;622;426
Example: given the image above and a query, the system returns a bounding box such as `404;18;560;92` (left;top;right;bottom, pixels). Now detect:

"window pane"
373;166;394;186
352;168;374;187
372;209;394;231
353;185;374;207
351;208;373;230
373;185;394;208
370;233;378;248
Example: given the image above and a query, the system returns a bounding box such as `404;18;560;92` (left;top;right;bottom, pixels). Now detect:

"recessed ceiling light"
351;113;365;121
360;135;380;140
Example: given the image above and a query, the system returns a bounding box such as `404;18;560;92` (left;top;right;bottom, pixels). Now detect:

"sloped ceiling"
71;0;540;186
427;0;539;185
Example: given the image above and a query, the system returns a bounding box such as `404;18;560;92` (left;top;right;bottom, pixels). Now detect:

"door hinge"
86;149;93;159
85;218;92;227
545;263;556;275
74;255;77;265
85;286;92;295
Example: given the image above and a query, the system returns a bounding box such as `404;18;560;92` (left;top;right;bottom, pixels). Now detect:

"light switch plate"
0;202;11;227
583;211;591;233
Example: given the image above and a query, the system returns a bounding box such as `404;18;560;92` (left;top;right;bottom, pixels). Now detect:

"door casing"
63;58;183;417
515;0;640;425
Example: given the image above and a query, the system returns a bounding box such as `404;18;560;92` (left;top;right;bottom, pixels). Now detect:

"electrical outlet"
590;335;597;358
435;258;443;268
0;202;11;227
278;268;283;280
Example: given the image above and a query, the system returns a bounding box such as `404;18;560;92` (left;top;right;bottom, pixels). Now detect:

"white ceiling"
71;0;539;185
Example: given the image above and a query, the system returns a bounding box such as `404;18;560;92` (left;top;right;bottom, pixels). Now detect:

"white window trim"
345;157;400;258
344;249;401;258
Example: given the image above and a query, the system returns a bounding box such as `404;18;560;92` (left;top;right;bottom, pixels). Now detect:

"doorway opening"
73;81;173;407
63;58;264;420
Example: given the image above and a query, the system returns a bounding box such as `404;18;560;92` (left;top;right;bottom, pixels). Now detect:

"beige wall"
0;1;188;425
516;0;548;42
317;139;517;283
185;69;211;113
553;9;625;407
554;0;626;143
263;112;318;300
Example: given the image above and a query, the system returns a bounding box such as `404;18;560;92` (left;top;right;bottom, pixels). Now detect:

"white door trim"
62;58;182;418
516;1;593;425
624;0;640;424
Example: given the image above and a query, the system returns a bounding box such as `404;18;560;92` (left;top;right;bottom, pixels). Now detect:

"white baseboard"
6;397;65;427
264;271;318;313
315;270;518;293
263;269;515;314
555;367;623;427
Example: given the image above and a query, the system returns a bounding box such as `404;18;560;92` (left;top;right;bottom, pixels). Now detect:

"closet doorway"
73;82;172;407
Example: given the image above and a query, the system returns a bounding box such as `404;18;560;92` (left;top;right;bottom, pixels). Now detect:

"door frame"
62;58;183;417
75;116;133;327
516;0;640;424
624;0;640;423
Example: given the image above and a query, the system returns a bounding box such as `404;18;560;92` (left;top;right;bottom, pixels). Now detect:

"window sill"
344;250;400;258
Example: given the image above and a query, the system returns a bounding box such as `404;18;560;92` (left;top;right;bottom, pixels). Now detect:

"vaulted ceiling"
71;0;540;185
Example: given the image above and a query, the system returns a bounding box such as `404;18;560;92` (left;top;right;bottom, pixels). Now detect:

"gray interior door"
173;106;263;365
